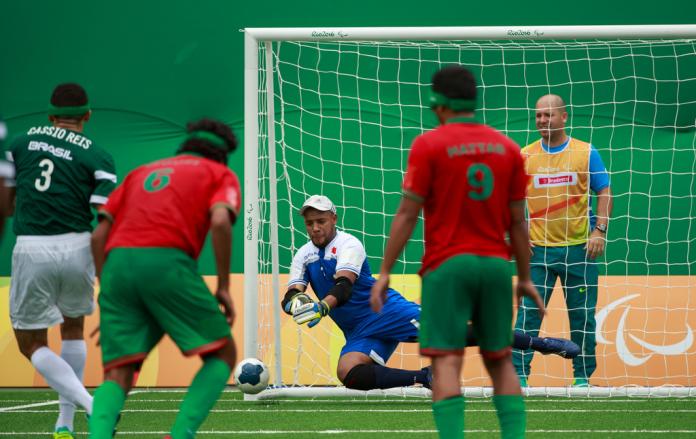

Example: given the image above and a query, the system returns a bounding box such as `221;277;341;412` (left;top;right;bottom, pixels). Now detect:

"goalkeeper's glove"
292;300;330;328
282;291;313;315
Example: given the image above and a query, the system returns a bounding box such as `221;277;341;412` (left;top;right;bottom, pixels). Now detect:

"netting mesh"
252;38;696;390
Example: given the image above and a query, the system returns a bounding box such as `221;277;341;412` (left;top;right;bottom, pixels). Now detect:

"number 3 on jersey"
467;163;494;200
144;168;173;192
35;158;54;192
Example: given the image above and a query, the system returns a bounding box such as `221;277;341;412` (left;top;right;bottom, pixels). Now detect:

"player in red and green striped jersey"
371;65;546;439
89;118;240;439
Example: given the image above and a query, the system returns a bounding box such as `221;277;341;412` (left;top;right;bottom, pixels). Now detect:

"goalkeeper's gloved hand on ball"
283;292;313;315
292;300;330;328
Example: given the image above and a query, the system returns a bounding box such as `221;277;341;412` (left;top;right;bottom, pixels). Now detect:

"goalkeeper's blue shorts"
340;294;420;364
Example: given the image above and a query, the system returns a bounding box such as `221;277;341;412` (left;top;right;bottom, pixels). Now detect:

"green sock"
492;394;526;439
432;396;464;439
90;380;126;439
171;357;231;439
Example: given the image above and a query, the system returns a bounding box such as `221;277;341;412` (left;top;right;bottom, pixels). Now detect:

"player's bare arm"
6;186;15;216
371;195;422;312
586;186;613;259
289;269;358;327
509;200;545;318
91;218;112;279
210;206;234;325
0;178;8;234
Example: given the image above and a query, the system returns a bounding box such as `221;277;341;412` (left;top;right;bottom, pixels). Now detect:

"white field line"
2;397;693;409
114;388;696;399
130;397;696;403
0;401;59;412
2;395;693;410
0;389;148;412
3;408;696;414
2;429;696;435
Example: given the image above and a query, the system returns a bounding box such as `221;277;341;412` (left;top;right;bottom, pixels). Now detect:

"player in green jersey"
7;83;116;439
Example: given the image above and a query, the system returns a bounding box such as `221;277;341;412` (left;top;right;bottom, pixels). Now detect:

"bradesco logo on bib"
533;172;577;188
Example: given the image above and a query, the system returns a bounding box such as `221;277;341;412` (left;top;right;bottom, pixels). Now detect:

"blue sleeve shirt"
589;146;610;193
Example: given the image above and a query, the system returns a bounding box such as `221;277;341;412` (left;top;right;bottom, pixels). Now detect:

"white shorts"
10;232;95;330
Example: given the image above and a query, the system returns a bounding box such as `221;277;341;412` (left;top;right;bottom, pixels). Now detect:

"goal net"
244;26;696;397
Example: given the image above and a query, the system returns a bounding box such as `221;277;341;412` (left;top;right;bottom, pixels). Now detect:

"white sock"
55;340;87;430
31;347;93;416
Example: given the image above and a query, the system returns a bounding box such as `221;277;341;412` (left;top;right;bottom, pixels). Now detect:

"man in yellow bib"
513;94;613;387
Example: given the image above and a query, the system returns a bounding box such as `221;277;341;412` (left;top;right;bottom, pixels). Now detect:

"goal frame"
243;24;696;398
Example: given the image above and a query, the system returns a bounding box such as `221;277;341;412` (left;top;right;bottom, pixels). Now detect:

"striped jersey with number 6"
7;125;116;235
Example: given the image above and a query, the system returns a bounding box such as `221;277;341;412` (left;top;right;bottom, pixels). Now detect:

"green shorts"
420;254;513;357
98;247;231;370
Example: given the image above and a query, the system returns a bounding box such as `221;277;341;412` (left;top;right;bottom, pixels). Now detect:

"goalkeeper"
284;195;579;391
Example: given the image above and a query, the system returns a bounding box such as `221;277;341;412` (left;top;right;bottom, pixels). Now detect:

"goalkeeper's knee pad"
342;364;377;390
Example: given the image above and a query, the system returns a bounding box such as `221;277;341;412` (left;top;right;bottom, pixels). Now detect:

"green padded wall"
0;1;694;274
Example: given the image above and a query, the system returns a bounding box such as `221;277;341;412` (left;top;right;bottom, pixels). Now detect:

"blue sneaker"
53;426;75;439
572;378;590;387
536;337;581;359
421;366;433;390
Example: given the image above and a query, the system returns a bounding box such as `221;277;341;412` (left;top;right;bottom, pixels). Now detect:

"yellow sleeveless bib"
522;138;590;246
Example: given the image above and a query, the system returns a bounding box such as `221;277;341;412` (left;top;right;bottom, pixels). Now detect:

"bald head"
534;94;568;146
536;94;566;113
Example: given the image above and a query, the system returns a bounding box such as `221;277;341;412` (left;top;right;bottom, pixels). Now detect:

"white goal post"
244;25;696;398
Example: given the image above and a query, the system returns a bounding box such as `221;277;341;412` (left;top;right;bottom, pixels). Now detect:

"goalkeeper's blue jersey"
289;230;404;333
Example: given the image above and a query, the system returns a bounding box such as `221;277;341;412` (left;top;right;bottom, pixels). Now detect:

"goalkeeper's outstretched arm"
281;284;309;315
283;270;357;329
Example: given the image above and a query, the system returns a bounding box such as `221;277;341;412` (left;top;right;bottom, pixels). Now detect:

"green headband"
187;130;227;150
429;91;476;112
48;104;90;117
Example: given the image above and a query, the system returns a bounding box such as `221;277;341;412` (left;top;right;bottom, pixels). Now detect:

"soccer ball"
233;358;270;395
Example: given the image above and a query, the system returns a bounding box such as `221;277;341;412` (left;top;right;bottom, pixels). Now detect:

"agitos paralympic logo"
596;294;694;366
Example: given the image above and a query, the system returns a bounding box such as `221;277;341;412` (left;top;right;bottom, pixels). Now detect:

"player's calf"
342;363;377;390
14;328;49;359
209;337;237;369
342;363;430;390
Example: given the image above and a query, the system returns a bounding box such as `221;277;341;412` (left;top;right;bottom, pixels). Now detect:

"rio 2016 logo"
596;294;694;366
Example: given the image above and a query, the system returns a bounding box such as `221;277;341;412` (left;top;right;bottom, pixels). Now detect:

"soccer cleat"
421;366;433;390
518;376;528;388
536;337;581;359
53;426;75;439
572;378;590;387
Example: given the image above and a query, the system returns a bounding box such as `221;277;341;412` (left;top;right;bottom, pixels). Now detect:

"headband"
187;130;227;150
429;91;476;112
48;104;90;117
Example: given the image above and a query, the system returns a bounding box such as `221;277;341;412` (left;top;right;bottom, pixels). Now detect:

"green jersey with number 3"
8;125;116;235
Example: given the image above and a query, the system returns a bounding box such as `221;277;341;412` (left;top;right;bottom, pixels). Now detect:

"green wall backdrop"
1;1;694;275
